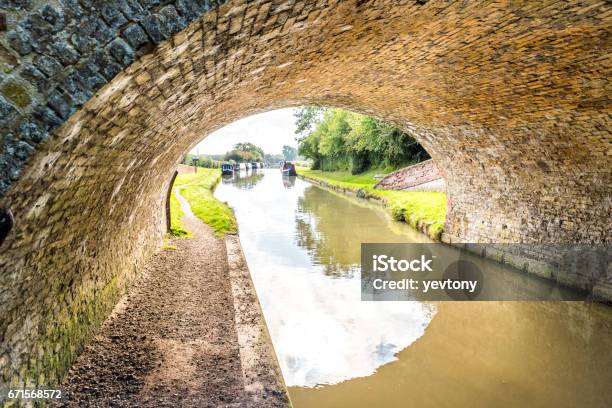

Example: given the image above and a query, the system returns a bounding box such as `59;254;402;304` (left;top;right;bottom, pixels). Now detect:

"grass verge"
297;167;446;240
169;172;204;237
171;169;237;237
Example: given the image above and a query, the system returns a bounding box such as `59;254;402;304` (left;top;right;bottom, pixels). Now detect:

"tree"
296;107;429;174
226;142;264;162
297;128;322;169
225;150;257;163
282;145;297;161
294;106;324;137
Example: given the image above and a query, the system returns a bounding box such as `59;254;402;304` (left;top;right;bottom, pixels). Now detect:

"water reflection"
215;170;436;387
294;186;418;278
221;169;264;190
290;300;612;408
214;170;612;407
282;175;296;189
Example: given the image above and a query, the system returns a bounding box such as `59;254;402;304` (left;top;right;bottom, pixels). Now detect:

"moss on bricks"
1;80;31;108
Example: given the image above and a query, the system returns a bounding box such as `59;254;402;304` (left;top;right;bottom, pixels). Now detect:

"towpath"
54;182;288;407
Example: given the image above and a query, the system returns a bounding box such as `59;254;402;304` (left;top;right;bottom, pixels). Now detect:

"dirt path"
55;182;288;407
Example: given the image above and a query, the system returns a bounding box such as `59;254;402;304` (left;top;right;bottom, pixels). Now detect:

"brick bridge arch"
0;0;610;389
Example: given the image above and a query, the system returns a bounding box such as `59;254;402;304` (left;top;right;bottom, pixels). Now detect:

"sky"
190;108;299;155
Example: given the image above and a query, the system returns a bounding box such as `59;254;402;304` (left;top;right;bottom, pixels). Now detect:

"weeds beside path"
297;167;446;240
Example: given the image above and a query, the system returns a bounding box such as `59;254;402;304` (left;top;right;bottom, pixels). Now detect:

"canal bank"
297;172;612;302
297;169;445;240
55;178;289;407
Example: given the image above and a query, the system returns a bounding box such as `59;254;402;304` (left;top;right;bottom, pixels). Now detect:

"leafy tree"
225;142;264;162
232;142;264;161
297;129;322;169
296;107;429;174
225;150;257;163
294;106;324;137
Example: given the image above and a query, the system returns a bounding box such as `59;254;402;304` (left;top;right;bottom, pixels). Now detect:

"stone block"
91;51;122;81
71;32;99;54
40;4;65;33
101;5;128;30
6;26;33;56
526;259;554;279
141;14;170;44
32;105;63;131
59;0;83;19
0;95;18;123
77;62;107;91
17;120;48;145
176;0;199;20
48;40;80;66
122;23;149;50
47;88;74;119
556;271;591;291
106;38;135;66
159;5;185;32
61;70;92;105
119;0;149;20
20;63;48;93
89;18;114;44
34;55;63;77
593;281;612;302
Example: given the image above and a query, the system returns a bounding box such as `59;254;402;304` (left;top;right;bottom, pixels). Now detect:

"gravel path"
54;182;287;407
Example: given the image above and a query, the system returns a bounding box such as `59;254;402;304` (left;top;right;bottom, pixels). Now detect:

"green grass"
297;167;446;240
169;171;211;237
169;183;189;238
172;169;237;237
296;167;384;188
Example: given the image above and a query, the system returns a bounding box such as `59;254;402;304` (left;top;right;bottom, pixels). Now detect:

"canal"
214;169;612;408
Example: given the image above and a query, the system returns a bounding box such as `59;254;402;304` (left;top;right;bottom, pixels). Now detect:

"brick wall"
0;0;610;391
375;159;443;191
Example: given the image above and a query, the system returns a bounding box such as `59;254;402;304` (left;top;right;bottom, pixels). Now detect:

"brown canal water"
214;169;612;408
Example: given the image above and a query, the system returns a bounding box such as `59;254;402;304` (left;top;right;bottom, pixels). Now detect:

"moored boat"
280;161;297;176
221;163;234;175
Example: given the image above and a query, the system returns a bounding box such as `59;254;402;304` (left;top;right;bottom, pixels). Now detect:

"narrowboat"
280;162;297;176
233;163;241;171
221;163;233;175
